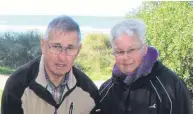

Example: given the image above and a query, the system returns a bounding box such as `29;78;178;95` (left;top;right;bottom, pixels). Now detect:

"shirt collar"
44;68;70;88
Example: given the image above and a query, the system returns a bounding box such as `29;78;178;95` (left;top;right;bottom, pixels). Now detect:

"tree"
75;34;114;80
0;31;41;68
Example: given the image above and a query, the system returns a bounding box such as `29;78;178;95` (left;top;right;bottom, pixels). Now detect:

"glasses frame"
113;44;145;57
47;43;80;56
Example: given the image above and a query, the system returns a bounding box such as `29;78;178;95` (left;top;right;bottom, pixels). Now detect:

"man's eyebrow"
49;43;78;47
50;43;61;46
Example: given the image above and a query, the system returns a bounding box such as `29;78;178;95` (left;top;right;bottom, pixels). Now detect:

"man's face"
113;33;147;74
41;30;81;77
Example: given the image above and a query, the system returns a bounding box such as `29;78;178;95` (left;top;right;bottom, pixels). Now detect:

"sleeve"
1;78;24;114
174;79;192;114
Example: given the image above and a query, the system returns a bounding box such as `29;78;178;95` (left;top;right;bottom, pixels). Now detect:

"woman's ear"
143;44;148;56
77;44;82;53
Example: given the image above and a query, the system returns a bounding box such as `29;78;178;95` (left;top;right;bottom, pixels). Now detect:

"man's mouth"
56;63;66;68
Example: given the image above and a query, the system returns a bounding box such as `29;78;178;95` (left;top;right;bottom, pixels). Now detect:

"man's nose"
58;50;67;61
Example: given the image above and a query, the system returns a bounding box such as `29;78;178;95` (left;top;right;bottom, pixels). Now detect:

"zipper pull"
69;102;74;114
54;108;57;114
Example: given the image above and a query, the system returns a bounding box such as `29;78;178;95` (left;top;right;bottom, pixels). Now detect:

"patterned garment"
45;70;69;104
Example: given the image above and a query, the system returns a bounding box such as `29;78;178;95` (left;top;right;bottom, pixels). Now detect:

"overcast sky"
0;0;143;16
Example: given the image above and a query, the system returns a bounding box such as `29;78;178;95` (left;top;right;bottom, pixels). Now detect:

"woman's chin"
123;67;136;73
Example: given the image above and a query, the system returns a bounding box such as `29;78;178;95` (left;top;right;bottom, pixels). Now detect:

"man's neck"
49;74;65;87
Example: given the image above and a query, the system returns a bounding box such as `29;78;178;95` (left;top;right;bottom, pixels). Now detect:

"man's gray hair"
43;15;81;43
110;19;146;46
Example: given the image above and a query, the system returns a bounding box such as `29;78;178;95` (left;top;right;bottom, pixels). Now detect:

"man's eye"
53;45;61;48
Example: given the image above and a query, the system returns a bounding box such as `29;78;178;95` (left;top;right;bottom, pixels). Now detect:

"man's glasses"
48;44;79;56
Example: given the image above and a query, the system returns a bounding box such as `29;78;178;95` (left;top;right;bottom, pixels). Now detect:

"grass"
0;67;15;75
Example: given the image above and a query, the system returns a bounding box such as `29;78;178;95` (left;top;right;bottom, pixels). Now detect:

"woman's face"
113;33;147;74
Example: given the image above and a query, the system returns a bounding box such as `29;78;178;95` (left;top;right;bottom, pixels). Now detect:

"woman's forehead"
113;34;142;48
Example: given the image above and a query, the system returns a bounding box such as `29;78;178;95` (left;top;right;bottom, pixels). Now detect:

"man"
99;19;192;114
1;15;100;114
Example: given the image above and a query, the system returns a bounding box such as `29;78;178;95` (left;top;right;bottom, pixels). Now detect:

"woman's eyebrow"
67;44;74;47
114;45;134;50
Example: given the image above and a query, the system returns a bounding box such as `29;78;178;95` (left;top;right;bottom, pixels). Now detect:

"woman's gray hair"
43;15;81;43
110;19;146;46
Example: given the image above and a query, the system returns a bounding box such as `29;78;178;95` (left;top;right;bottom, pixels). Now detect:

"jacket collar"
112;61;165;90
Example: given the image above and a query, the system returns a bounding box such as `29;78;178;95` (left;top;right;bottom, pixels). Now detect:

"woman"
99;19;192;114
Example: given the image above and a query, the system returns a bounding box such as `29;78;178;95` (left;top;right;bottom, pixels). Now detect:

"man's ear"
40;38;45;54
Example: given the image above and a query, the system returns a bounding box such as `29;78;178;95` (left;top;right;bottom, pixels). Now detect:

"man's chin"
53;72;67;77
52;69;70;77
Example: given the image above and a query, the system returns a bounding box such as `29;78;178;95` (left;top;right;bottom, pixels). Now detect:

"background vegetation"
75;34;114;81
0;31;41;69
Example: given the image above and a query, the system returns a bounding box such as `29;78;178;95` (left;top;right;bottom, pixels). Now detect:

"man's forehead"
49;30;76;36
48;42;76;47
47;30;78;40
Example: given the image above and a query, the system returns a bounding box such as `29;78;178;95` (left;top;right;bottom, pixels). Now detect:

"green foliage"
0;67;15;74
0;31;41;68
75;34;114;80
128;1;193;90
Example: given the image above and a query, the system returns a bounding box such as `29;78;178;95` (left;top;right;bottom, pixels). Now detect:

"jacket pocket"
69;102;74;114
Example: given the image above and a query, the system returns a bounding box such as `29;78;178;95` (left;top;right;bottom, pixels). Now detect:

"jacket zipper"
124;87;131;113
54;108;57;114
69;102;74;114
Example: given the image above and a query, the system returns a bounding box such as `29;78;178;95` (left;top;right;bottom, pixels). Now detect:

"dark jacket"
1;56;100;114
99;61;192;114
